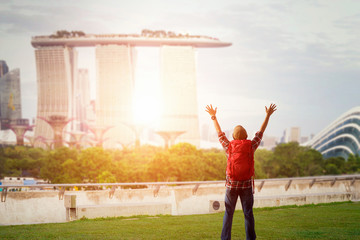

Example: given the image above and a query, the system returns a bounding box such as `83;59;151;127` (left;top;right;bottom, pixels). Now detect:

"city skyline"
1;0;359;141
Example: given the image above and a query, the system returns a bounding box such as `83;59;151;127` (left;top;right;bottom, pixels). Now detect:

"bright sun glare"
77;47;162;126
133;48;162;125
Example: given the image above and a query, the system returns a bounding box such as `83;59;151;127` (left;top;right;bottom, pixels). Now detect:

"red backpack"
226;139;254;181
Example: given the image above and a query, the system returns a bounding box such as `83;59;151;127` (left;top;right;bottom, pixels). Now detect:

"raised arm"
205;104;222;133
260;103;277;133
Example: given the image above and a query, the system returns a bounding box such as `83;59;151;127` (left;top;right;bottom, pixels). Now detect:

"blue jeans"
221;187;256;240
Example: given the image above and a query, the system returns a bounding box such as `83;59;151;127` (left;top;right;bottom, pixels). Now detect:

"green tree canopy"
1;141;358;184
40;147;78;183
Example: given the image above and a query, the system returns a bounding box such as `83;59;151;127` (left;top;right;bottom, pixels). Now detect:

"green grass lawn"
1;202;360;240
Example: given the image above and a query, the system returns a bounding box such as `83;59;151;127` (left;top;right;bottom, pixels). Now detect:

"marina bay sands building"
31;30;231;148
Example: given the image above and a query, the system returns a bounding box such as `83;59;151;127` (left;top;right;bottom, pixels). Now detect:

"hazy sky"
1;0;359;140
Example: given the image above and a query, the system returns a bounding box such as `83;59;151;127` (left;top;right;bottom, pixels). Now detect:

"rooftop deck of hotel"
31;34;232;48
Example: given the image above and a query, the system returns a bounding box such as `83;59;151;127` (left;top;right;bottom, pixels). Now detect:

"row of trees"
50;30;86;38
1;142;359;183
140;29;218;40
255;142;360;178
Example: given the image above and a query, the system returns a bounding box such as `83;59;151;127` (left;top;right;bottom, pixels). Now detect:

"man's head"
232;125;248;140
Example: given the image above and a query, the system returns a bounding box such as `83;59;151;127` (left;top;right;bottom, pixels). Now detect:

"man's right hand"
205;104;217;116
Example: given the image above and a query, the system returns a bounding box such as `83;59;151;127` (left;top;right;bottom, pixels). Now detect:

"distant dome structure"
306;106;360;159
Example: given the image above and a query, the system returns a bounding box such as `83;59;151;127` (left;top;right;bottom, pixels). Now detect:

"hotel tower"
33;46;76;147
95;45;135;148
160;46;200;146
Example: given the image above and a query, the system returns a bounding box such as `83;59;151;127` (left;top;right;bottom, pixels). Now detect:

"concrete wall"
1;175;359;225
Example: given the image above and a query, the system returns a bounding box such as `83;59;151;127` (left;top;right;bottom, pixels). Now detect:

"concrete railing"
1;174;359;225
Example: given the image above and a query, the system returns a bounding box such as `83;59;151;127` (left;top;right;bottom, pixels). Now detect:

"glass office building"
307;107;360;159
0;61;22;124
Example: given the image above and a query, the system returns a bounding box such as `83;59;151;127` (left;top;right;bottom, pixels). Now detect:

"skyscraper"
95;44;135;148
0;61;25;145
0;60;9;77
33;46;76;146
281;127;301;143
0;67;22;121
74;68;91;131
159;46;200;147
